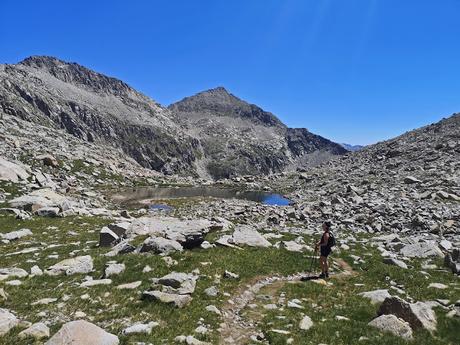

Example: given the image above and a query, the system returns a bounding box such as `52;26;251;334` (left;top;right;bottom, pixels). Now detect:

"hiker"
315;221;334;278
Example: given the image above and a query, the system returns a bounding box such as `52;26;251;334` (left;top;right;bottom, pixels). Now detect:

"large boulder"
231;225;272;248
140;236;183;254
99;227;120;247
378;296;437;333
359;289;392;305
0;157;29;182
0;267;29;280
368;314;413;340
45;255;93;276
141;290;192;308
157;272;197;294
400;242;443;258
128;216;212;249
1;228;33;241
0;308;19;336
10;189;74;213
45;320;119;345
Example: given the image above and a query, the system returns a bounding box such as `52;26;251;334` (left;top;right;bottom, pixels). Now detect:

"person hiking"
315;221;333;278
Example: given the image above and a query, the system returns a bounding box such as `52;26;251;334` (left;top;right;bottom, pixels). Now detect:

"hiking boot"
325;272;330;278
318;273;326;279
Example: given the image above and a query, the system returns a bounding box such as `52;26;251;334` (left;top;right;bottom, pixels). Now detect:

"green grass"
253;243;460;345
1;214;459;344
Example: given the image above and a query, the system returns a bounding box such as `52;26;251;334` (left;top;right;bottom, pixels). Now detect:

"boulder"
104;240;136;257
19;322;50;339
378;296;437;333
116;281;142;290
140;236;183;254
231;225;272;248
0;267;29;280
46;255;93;276
0;157;29;182
158;272;197;294
35;207;60;217
404;176;421;184
128;217;212;249
368;314;413;339
141;290;192;308
107;222;129;237
45;320;119;345
36;154;59;167
80;279;112;288
400;242;443;258
99;227;120;247
104;263;125;277
122;321;158;335
1;228;32;241
359;289;392;304
0;308;19;336
383;258;408;269
299;315;313;330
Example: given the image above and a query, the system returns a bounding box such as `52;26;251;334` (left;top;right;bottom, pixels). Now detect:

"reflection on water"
112;186;291;206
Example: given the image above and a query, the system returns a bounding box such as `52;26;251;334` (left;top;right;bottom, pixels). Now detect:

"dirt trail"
218;258;355;344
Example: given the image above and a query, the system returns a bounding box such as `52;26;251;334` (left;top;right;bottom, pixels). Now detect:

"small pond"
111;186;291;206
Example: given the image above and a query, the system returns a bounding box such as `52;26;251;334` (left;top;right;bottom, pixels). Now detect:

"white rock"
19;322;50;339
0;308;19;336
105;263;125;277
231;225;272;247
46;255;93;276
45;320;119;345
428;283;448;290
122;321;158;335
80;279;112;288
299;315;313;330
359;289;392;304
1;228;32;241
116;281;142;290
31;265;43;276
205;305;221;315
368;314;413;339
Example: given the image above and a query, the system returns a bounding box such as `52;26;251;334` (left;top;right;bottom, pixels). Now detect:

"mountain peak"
19;55;68;68
169;87;285;127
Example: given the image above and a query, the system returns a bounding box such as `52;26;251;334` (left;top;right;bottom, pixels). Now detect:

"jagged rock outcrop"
169;87;347;179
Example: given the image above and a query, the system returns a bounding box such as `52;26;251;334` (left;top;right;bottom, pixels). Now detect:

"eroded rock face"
45;320;119;345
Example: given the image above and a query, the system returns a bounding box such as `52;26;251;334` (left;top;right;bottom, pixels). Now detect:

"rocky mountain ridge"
169;87;346;179
0;56;346;179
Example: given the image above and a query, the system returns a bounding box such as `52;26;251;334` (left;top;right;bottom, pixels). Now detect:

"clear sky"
1;0;460;145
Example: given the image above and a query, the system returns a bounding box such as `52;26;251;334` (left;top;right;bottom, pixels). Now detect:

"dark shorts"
320;246;331;257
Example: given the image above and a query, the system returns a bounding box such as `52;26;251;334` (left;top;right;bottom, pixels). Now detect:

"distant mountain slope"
0;56;346;179
169;87;347;179
340;143;364;152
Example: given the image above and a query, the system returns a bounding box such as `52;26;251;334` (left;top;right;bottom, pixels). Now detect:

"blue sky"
1;0;460;145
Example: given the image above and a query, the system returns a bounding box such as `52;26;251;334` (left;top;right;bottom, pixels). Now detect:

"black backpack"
327;232;336;248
